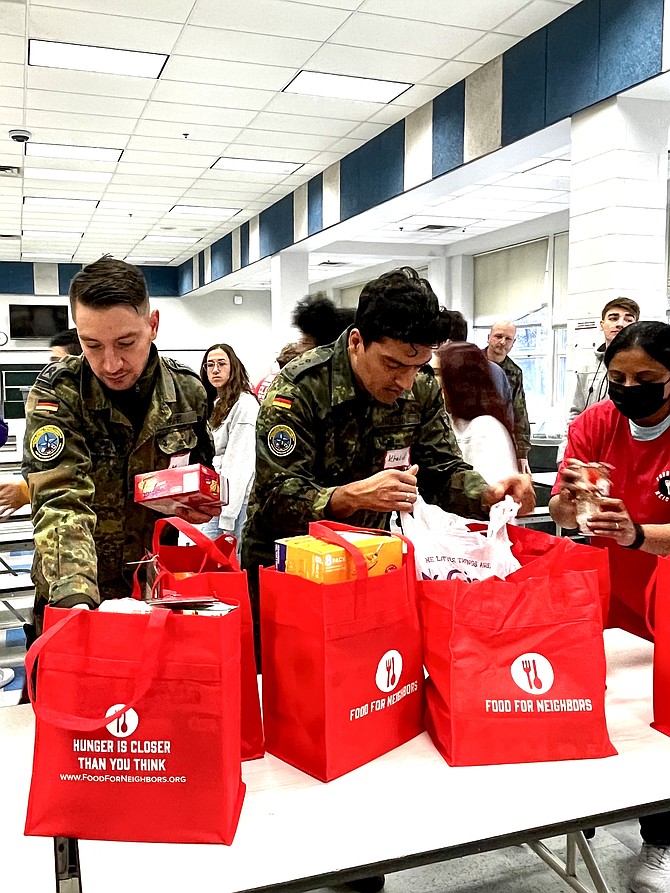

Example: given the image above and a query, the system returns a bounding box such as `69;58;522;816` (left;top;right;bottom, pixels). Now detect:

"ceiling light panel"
24;168;113;183
23;196;99;210
28;40;168;79
284;70;412;103
212;157;303;175
26;143;123;163
22;230;84;238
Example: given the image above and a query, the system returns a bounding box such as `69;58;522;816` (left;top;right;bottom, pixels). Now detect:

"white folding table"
2;629;669;893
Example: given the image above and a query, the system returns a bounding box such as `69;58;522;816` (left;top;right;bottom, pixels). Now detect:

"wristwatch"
623;522;646;550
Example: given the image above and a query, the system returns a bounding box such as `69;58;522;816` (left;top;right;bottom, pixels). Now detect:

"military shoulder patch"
267;424;296;458
35;399;59;414
35;361;68;388
272;395;293;411
30;424;65;461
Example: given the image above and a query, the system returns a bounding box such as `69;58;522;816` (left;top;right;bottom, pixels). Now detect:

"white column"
447;255;474;329
568;95;670;322
270;251;309;351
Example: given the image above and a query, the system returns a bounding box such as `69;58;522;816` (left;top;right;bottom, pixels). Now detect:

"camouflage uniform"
242;330;489;575
23;348;213;628
497;354;531;460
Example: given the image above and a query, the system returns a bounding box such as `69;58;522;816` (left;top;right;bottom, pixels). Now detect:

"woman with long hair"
199;343;259;553
437;341;518;484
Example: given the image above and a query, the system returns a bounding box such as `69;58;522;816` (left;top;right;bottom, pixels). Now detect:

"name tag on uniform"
169;453;191;468
384;447;410;470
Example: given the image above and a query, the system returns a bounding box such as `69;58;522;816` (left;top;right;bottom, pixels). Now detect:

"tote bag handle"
152;516;239;571
26;608;169;732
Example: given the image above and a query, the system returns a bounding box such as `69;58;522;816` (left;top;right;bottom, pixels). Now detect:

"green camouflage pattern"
499;354;531;460
23;353;213;621
242;330;489;571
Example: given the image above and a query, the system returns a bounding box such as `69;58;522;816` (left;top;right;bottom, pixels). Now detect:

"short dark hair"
447;310;468;342
49;327;81;354
605;320;670;371
292;293;356;346
69;256;149;315
601;297;640;320
355;267;451;347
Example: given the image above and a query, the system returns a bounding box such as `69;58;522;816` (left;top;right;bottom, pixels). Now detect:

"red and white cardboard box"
134;464;228;515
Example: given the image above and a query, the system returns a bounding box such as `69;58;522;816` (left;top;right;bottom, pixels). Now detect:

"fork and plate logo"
510;653;554;695
375;649;402;693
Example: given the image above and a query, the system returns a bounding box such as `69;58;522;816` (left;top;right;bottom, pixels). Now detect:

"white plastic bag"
392;495;521;582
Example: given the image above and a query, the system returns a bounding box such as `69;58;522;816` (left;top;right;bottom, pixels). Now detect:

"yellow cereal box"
277;533;403;584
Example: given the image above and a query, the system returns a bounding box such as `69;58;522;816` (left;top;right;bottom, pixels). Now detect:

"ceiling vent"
0;166;20;178
418;224;461;232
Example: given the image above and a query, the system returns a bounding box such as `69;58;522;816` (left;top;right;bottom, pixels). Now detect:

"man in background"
48;327;81;361
484;320;531;473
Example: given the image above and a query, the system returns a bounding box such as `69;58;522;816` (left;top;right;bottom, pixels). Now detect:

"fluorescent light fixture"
29;39;167;78
169;204;240;217
23;230;84;238
24;168;112;184
26;143;123;163
211;157;302;175
125;256;173;264
22;252;73;260
23;196;99;210
284;70;411;103
142;235;200;244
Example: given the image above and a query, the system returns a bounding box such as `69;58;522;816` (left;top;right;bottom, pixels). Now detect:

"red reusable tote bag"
24;604;245;844
260;521;424;782
145;516;264;761
649;557;670;736
419;569;616;767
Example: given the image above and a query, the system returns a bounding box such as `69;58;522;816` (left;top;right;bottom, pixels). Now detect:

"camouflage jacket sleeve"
22;367;99;608
412;383;490;520
252;378;335;534
508;364;531;459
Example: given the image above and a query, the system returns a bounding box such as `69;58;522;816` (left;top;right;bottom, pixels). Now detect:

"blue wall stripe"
598;0;663;97
211;234;232;281
432;81;465;178
240;221;249;268
140;265;179;297
307;173;323;236
502;28;547;147
178;259;193;296
546;0;600;127
260;193;295;259
340;121;405;221
198;250;205;288
58;263;82;296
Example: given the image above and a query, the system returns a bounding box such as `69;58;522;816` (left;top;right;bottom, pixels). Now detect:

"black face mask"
608;378;670;421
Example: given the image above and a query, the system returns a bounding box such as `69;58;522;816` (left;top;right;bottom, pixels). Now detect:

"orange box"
276;533;403;584
134;464;227;515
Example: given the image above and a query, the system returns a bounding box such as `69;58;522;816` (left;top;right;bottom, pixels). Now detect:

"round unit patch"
30;424;65;461
268;424;296;458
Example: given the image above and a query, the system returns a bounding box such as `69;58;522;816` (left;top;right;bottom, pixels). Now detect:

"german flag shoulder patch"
272;395;293;411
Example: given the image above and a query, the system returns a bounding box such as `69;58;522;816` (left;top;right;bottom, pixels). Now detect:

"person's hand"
518;457;531;475
481;474;536;516
330;465;419;517
582;497;637;545
174;504;222;525
0;480;29;517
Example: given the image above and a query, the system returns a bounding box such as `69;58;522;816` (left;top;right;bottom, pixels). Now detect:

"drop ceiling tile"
345;121;389;140
25;129;129;149
0;61;22;88
264;91;384;122
189;0;350;41
218;143;314;163
151;80;275;112
0;1;24;36
289;0;361;8
105;184;185;197
26;108;138;133
126;136;228;156
27;67;156;100
0;34;24;64
29;6;182;53
306;42;443;83
34;0;195;24
323;136;366;154
132;119;242;143
120;149;215;169
360;0;527;30
163;56;295;93
142;101;257;128
417;60;479;87
113;174;196;187
368;104;413;125
499;0;573;37
2;86;23;108
203;168;292;185
247;111;356;137
174;26;319;68
456;31;519;64
232;128;336;152
390;84;444;107
331;12;484;59
183;186;264;200
115;161;201;179
27;89;148;119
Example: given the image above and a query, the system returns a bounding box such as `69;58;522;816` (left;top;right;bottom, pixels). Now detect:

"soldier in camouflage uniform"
242;269;535;647
484;320;532;472
23;257;215;636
